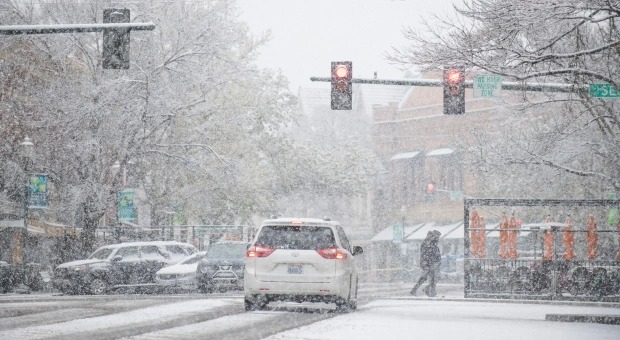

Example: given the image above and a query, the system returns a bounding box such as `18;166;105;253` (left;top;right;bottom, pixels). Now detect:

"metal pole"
0;22;155;35
19;136;33;289
22;173;29;286
310;77;588;94
463;200;471;297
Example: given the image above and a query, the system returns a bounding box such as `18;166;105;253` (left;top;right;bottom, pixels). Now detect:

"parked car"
196;241;247;293
244;217;363;312
155;251;206;292
53;241;197;295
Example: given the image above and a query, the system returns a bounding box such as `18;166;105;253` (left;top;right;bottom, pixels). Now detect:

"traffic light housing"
443;66;465;114
331;61;352;110
103;8;130;69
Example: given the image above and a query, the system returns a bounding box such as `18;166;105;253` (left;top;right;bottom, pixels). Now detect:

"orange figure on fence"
478;216;487;258
498;211;510;259
507;212;519;259
469;209;486;258
587;214;598;260
543;214;554;260
563;215;575;261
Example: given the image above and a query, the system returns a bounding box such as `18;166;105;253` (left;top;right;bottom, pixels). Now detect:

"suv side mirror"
352;246;363;256
112;255;123;263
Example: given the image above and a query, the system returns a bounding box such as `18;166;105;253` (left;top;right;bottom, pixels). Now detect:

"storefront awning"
441;222;466;240
390;151;420;161
370;223;428;241
121;220;140;228
0;219;45;234
426;148;454;157
406;221;462;240
1;219;78;236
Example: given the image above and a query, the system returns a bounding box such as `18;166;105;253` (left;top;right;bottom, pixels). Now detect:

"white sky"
236;0;457;92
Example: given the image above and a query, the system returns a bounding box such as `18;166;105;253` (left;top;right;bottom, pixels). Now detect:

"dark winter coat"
419;234;441;270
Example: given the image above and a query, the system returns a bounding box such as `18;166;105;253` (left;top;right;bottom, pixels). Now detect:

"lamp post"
111;160;121;242
19;136;34;288
164;210;175;241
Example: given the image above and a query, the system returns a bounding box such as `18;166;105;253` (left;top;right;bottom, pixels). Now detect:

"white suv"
244;217;363;312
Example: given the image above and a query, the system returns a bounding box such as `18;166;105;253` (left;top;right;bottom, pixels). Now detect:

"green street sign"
474;74;502;98
589;83;620;98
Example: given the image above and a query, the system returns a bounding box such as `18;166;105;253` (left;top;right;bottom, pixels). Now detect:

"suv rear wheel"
335;280;357;313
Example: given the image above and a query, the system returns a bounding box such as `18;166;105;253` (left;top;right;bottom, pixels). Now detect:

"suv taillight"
246;245;275;258
316;247;348;260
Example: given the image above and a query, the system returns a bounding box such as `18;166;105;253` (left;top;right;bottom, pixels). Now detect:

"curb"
545;314;620;325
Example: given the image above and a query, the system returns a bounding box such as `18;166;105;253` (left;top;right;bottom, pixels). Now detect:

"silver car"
155;251;206;292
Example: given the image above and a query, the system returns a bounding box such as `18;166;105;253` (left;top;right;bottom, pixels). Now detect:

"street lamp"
110;161;121;242
19;136;34;290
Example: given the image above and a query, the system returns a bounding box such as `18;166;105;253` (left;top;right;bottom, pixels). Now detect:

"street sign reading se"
474;74;502;98
589;83;620;98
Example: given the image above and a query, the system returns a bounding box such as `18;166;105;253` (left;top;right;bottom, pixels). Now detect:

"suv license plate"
288;264;303;274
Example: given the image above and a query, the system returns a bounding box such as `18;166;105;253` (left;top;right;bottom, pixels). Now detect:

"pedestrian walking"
410;230;441;297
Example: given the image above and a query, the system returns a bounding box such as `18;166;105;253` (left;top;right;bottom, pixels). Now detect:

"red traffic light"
331;61;352;110
447;69;462;84
425;183;435;193
334;64;349;79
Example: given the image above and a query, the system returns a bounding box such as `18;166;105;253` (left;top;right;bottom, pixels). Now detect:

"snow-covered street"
1;285;619;339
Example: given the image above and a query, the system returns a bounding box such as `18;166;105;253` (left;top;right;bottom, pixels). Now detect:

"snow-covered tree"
388;0;620;198
0;0;374;255
0;0;297;253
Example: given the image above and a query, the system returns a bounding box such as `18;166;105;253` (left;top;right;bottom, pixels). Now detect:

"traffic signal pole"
0;22;155;35
0;9;155;70
311;77;588;94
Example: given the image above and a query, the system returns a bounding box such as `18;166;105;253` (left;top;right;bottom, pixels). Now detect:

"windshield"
206;243;247;259
88;248;114;260
180;256;201;265
256;225;336;250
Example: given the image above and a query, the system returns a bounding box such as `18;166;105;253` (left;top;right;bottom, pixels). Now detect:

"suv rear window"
256;225;336;250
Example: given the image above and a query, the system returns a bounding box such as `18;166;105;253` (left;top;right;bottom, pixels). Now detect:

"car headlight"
74;265;88;272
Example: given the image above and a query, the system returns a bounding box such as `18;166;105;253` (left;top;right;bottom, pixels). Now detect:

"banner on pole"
28;174;48;208
118;190;135;221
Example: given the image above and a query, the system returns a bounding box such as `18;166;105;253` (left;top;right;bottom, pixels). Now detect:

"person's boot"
410;283;420;296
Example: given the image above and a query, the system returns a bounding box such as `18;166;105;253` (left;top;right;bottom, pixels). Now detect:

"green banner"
118;190;135;221
28;174;48;208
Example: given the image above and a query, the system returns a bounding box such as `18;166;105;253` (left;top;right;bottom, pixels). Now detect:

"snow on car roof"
97;241;196;249
261;217;339;226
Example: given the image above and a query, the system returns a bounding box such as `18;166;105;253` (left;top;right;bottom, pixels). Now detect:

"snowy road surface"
1;284;619;339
